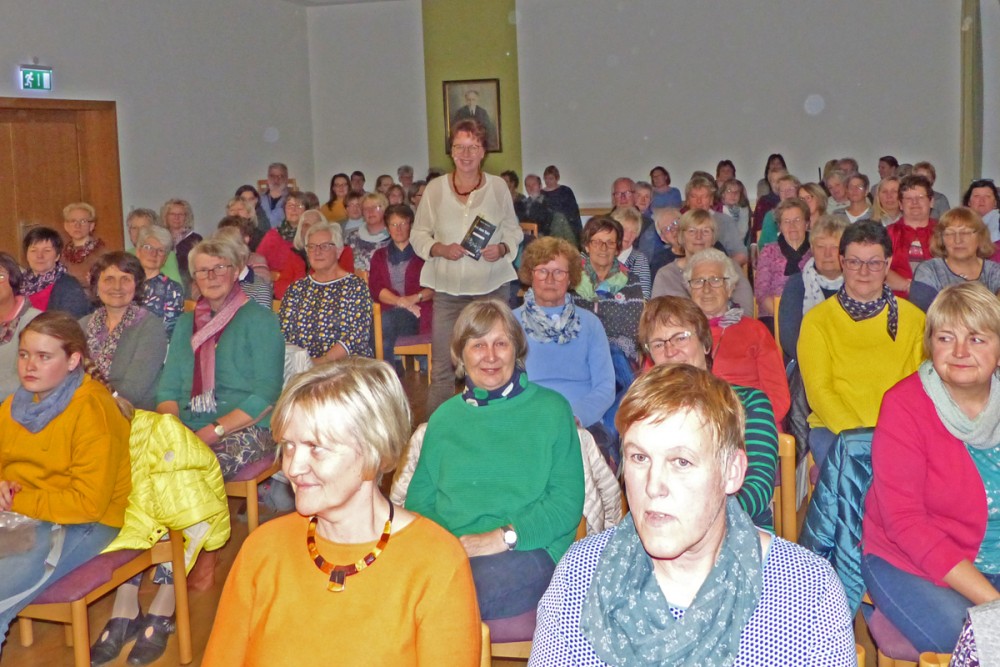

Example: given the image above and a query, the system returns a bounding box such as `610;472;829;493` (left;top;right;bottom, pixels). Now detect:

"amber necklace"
452;171;483;197
306;503;394;592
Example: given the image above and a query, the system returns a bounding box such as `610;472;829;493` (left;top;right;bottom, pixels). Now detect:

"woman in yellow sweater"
0;311;132;653
204;357;482;666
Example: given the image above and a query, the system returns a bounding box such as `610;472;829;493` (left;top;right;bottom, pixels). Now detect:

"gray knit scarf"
918;359;1000;450
579;497;762;666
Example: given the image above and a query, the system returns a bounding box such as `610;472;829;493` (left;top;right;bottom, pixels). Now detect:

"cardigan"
203;512;482;667
753;243;812;316
711;317;791;423
650;258;754;313
80;307;168;411
0;374;131;527
405;383;584;564
257;228;306;299
909;258;1000;312
156;302;285;431
886;218;936;296
30;272;93;319
798;294;925;433
776;275;838;361
410;173;523;296
368;245;431;333
0;305;41;400
863;373;989;585
513;303;615;429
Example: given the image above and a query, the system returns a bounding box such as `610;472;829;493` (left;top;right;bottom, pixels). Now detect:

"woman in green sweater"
405;299;584;621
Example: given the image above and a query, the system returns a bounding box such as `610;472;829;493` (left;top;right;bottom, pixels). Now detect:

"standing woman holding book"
410;119;523;413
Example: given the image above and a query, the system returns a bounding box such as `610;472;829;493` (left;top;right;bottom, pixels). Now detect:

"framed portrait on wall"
443;78;501;153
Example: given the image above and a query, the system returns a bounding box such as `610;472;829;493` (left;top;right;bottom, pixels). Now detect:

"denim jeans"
469;548;555;621
862;553;1000;653
808;426;838;471
0;521;119;648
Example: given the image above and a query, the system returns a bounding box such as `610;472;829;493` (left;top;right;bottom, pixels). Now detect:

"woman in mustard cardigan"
0;311;132;653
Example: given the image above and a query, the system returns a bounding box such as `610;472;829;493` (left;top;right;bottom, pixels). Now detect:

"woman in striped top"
637;296;779;529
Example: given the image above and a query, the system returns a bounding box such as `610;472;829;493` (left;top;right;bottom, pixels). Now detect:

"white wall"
516;0;961;206
1;0;314;237
306;0;428;196
982;0;1000;181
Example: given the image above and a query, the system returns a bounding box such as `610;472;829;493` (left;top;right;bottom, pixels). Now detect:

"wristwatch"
501;525;518;551
212;421;226;437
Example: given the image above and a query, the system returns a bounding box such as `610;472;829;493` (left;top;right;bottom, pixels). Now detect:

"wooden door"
0;98;123;263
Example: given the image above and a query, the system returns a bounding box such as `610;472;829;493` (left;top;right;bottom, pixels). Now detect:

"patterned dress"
279;273;374;358
141;273;184;337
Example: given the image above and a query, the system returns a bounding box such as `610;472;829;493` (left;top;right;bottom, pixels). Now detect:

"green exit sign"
20;66;52;91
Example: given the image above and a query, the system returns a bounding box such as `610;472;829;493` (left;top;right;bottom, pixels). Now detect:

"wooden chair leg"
246;480;260;533
65;622;74;646
18;617;34;646
70;599;90;667
171;531;193;664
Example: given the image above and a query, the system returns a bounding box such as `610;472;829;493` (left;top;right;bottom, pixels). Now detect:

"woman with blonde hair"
909;207;1000;312
61;202;106;290
204;357;482;666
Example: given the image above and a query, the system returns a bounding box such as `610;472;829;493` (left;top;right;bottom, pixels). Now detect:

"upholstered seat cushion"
32;549;143;603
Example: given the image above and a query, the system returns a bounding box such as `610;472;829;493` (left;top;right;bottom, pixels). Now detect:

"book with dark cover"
460;215;497;259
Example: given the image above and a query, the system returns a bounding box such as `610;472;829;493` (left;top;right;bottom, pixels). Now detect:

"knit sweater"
733;385;779;529
711;317;790;424
798;296;924;432
863;373;990;585
156;302;285;431
257;228;306;299
0;374;131;527
203;512;481;667
80;308;168;411
405;383;584;564
513;304;615;429
909;258;1000;312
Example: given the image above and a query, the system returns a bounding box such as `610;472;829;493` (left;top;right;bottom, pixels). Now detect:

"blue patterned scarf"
837;284;898;340
520;290;581;344
579;497;762;666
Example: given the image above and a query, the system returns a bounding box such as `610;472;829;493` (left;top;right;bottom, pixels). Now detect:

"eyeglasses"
901;195;929;204
362;206;382;214
613;190;634;199
841;257;887;272
139;244;167;256
305;242;337;254
387;221;410;229
193;264;234;279
942;229;976;241
451;144;482;155
688;276;728;290
65;218;92;226
645;331;694;354
0;274;7;282
588;240;617;251
781;216;805;226
533;267;569;281
285;203;305;210
684;227;712;237
848;183;867;191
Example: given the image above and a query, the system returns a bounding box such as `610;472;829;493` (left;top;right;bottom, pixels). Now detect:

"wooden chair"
520;221;539;237
773;294;782;349
224;456;282;533
355;269;369;284
370;303;384;361
272;299;281;313
857;644;866;667
17;530;193;667
183;299;196;312
480;623;493;667
394;333;431;384
772;433;798;542
917;652;951;666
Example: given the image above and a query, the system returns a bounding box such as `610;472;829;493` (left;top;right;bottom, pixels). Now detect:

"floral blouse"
279;273;374;358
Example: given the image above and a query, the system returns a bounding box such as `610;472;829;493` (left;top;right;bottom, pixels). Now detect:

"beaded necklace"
305;503;394;592
451;171;483;197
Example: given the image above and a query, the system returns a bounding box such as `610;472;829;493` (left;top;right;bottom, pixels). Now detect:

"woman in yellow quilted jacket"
0;311;132;656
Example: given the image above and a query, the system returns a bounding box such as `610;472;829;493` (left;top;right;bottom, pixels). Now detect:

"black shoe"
126;614;175;666
90;613;144;665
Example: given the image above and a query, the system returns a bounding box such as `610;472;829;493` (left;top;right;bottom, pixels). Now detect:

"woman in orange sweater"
204;357;481;666
0;311;132;653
